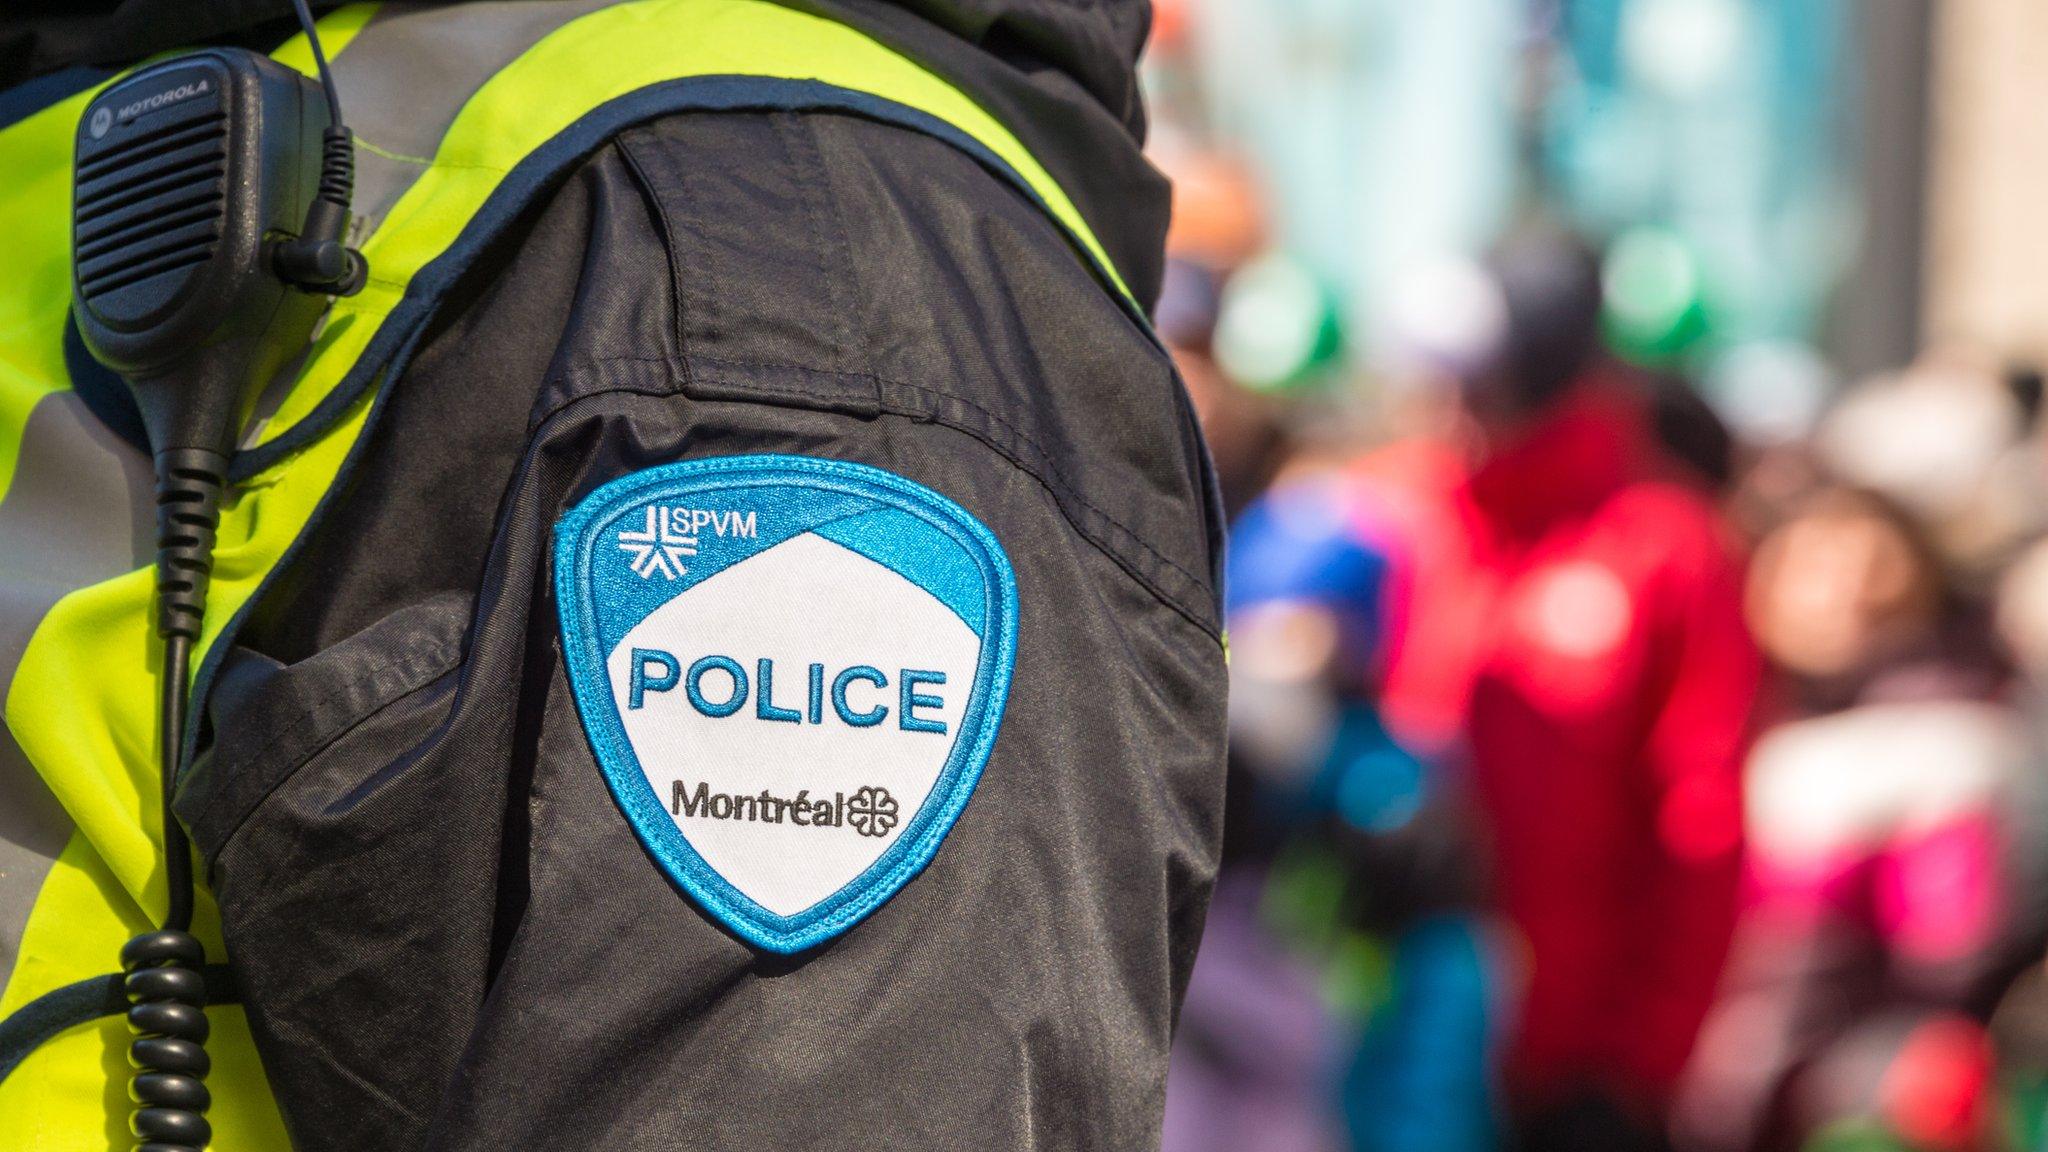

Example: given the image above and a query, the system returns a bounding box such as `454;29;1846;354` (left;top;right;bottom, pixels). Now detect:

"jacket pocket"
174;591;490;1140
178;590;472;863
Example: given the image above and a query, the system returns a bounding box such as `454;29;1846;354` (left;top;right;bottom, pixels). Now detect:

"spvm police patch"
554;455;1017;953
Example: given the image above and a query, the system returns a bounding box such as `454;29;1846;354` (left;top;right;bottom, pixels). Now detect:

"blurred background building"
1147;2;2048;1151
1926;0;2048;368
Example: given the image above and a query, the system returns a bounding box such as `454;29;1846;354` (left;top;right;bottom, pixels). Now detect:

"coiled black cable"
123;931;213;1151
315;126;355;209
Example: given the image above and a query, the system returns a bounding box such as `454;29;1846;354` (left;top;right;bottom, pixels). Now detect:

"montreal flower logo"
846;786;899;838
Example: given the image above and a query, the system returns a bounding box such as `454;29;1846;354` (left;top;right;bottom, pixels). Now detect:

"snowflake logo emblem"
846;786;899;838
617;505;698;580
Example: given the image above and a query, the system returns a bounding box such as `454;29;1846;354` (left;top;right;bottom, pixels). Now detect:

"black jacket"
13;3;1228;1148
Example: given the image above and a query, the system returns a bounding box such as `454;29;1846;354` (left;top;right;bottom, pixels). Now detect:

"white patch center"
607;532;979;916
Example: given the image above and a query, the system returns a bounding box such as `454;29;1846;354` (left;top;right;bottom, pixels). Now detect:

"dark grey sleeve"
186;109;1225;1151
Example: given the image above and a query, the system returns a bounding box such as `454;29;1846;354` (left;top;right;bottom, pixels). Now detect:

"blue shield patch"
553;455;1017;953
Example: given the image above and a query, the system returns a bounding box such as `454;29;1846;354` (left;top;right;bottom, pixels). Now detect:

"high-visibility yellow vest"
0;2;1139;1145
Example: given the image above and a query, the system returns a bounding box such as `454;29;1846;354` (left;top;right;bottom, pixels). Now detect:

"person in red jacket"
1355;233;1762;1150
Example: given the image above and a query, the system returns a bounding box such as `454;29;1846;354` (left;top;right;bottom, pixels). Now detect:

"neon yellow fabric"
0;2;1133;1147
0;838;289;1151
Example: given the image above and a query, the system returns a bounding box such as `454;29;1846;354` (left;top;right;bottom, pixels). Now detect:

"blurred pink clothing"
1351;382;1762;1111
1743;700;2025;974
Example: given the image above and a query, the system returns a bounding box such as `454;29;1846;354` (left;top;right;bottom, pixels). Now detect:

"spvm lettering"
650;506;757;538
627;649;949;734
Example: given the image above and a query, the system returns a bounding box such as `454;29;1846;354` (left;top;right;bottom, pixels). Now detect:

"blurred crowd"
1159;222;2048;1152
1142;3;2048;1147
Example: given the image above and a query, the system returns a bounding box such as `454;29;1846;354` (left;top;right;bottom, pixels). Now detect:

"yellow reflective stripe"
0;392;371;1152
269;1;379;78
0;15;378;1148
252;0;1136;444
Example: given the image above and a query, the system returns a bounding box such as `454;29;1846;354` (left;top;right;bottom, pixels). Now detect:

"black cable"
289;0;345;129
271;0;366;295
159;633;194;933
0;967;240;1091
148;447;228;933
122;928;215;1150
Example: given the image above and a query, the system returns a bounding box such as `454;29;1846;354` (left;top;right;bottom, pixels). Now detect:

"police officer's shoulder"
558;109;1219;636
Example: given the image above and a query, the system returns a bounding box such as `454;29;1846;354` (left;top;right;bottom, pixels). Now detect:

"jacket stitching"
779;114;869;379
614;134;696;389
533;354;1221;636
877;376;1213;597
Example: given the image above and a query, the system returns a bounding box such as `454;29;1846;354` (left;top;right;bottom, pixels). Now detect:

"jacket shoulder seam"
532;354;1221;638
